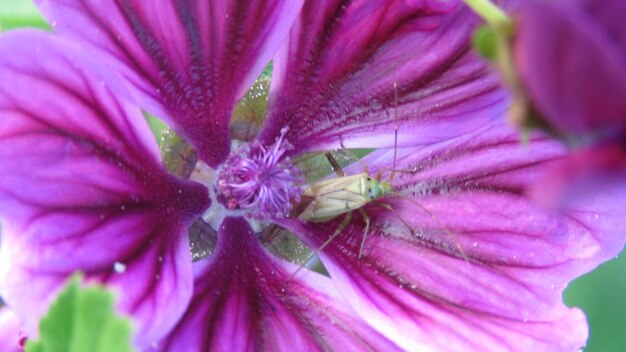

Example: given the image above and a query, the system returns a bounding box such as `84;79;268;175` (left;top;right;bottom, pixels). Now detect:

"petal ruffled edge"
277;120;625;351
0;307;24;352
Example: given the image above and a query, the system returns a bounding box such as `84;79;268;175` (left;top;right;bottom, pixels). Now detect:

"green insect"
289;150;400;278
298;155;392;222
290;80;462;278
289;81;405;277
291;147;464;279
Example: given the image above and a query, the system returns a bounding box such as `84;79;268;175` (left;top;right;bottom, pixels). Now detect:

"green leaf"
0;0;49;30
25;274;135;352
472;25;499;60
260;61;273;79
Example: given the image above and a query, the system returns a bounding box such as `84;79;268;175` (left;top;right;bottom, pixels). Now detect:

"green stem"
463;0;511;28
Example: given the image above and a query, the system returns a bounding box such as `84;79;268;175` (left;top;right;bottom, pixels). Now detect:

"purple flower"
510;0;626;206
0;0;623;351
0;31;210;345
514;0;626;140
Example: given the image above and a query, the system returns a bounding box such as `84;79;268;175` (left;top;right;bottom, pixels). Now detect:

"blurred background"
0;0;624;351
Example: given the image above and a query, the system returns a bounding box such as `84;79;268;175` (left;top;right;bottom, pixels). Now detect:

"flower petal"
0;31;209;347
0;307;24;352
530;144;626;209
259;1;505;153
37;0;304;167
157;217;401;352
514;0;626;139
279;121;626;351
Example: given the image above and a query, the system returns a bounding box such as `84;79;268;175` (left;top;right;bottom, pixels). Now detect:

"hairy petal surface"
0;31;209;347
157;217;401;352
260;0;505;153
37;0;303;167
514;0;626;140
280;121;626;351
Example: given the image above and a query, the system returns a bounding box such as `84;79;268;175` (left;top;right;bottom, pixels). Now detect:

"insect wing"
303;173;366;197
299;190;368;221
299;173;369;221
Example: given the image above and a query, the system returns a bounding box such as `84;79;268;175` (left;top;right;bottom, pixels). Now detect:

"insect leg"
357;208;371;260
290;211;353;279
376;165;420;182
389;75;399;182
324;151;346;177
374;201;416;236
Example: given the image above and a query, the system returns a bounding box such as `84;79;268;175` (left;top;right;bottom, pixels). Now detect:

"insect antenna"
389;72;400;183
375;74;409;182
289;212;353;279
388;166;419;174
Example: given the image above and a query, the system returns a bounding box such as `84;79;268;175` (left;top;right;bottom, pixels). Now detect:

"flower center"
216;128;304;220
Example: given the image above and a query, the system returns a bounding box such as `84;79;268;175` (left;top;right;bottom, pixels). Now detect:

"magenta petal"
157;217;401;352
0;31;209;347
0;307;24;352
278;121;625;351
514;0;626;139
259;1;505;153
530;144;626;209
37;0;304;167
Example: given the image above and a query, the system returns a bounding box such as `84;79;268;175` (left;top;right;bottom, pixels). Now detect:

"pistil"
217;128;304;220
